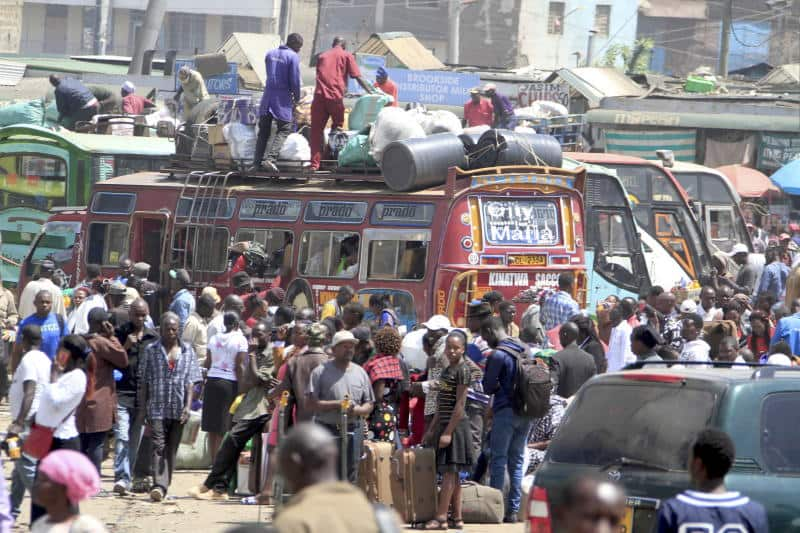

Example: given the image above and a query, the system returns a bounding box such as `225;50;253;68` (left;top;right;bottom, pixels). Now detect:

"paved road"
0;404;523;532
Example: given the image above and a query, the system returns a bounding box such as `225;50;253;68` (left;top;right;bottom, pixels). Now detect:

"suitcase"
390;447;437;525
358;441;394;505
460;481;504;524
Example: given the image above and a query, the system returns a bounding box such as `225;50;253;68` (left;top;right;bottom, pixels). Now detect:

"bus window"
708;207;737;251
0;154;67;210
115;156;168;175
594;211;636;287
171;226;229;272
362;229;430;281
654;212;695;277
235;229;294;277
299;231;360;278
25;221;80;278
86;222;128;266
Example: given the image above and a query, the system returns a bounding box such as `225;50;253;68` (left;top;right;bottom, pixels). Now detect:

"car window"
549;383;716;470
761;392;800;474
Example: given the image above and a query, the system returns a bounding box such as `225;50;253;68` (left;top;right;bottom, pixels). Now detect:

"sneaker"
193;488;229;501
503;514;519;523
187;485;210;499
150;487;164;502
113;482;128;496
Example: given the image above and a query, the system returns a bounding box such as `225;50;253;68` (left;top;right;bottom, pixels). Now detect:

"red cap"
790;223;800;232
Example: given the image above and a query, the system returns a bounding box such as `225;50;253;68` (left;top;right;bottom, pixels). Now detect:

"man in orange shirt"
463;88;493;127
310;37;369;170
373;67;398;106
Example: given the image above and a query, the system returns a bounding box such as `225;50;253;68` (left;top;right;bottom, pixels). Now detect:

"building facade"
20;0;278;57
315;0;639;69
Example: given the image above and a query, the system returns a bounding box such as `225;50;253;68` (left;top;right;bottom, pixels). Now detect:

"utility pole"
94;0;110;55
279;0;293;40
128;0;167;75
375;0;384;33
718;0;732;77
448;0;462;64
585;29;597;66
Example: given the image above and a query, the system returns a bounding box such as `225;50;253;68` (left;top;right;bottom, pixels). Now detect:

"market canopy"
770;159;800;195
716;164;779;198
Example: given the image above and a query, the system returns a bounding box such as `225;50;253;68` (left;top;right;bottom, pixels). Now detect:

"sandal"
240;494;271;505
448;518;464;529
423;519;448;530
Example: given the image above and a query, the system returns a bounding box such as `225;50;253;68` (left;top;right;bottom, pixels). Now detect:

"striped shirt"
656;490;768;533
436;360;470;425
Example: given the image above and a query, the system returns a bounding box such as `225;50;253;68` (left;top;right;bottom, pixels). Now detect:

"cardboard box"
213;143;232;168
208;124;226;146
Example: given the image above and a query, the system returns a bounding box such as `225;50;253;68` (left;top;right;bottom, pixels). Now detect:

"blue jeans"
114;403;143;486
10;452;37;518
489;407;532;516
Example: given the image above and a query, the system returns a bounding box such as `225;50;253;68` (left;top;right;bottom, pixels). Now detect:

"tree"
599;38;654;74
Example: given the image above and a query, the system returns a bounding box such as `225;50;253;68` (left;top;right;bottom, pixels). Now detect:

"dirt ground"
1;404;522;532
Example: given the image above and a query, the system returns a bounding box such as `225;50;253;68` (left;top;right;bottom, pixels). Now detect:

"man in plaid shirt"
139;311;203;502
540;273;581;332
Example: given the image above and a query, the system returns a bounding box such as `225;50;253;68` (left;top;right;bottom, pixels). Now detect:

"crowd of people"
0;233;796;531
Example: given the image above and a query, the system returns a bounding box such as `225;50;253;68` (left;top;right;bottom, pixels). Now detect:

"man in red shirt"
374;67;398;107
463;88;493;127
310;37;369;170
121;81;155;115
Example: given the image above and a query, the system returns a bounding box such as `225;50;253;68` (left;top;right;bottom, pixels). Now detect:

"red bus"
21;166;588;329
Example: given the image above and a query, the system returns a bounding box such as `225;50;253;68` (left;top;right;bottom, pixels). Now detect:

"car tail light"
622;373;683;383
528;486;552;533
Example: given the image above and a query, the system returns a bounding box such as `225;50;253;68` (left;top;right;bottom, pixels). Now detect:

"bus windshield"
0;153;67;211
26;220;79;278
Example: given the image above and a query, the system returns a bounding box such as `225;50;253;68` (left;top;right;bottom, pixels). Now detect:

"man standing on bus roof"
18;260;66;321
250;33;304;174
309;37;371;171
483;83;517;130
121;81;155;115
463;88;493;128
49;74;99;130
373;68;398;106
540;272;580;333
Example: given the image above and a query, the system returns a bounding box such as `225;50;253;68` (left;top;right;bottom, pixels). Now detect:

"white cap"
331;330;357;347
727;243;749;256
679;299;698;314
122;80;136;94
767;353;792;366
483;83;497;92
421;314;452;331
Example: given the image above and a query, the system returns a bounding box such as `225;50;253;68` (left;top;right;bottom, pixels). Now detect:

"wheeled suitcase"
460;481;504;523
358;441;394;505
390;447;437;525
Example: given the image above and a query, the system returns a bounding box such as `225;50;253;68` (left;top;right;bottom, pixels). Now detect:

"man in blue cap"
373;67;398;107
250;33;304;172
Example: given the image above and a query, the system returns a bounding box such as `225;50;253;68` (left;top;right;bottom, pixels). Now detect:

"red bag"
22;424;55;460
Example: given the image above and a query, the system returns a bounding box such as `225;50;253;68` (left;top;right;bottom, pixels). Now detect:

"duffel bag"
460;481;504;524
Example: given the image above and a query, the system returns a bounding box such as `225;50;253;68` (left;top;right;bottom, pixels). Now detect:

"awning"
770;159;800;196
716;164;779;198
587;107;800;133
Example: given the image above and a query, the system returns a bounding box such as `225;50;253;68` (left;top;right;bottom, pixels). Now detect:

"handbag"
21;423;56;460
22;408;76;460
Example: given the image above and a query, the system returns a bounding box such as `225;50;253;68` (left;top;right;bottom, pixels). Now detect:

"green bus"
0;125;174;287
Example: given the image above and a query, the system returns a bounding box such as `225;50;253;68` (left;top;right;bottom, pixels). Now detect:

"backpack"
242;242;272;277
498;339;551;419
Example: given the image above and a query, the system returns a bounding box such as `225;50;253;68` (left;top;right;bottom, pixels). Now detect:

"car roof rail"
750;366;800;380
622;361;762;370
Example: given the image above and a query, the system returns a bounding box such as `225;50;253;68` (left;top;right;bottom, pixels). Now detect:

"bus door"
441;269;478;329
131;211;169;283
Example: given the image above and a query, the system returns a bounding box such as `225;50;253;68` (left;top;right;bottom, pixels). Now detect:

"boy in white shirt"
679;314;711;363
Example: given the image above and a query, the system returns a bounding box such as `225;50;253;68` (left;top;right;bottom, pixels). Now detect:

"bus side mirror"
656;149;675;168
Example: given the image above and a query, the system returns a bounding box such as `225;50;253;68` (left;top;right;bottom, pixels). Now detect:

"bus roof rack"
162;160;387;184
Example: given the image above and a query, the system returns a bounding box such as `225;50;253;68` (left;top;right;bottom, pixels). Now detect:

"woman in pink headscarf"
31;449;106;533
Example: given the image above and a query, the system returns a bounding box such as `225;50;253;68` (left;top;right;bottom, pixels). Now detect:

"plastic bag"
338;134;377;167
224;122;256;161
414;109;463;135
369;107;426;164
279;132;311;161
0;100;45;127
176;430;212;469
348;93;393;131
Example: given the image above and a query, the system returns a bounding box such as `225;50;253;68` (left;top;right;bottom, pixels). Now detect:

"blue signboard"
386;68;480;107
174;59;239;95
348;53;386;95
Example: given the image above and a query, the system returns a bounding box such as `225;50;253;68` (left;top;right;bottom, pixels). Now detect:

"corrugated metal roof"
0;56;132;75
0;124;174;156
546;68;646;108
219;32;282;87
356;33;445;71
0;59;26;86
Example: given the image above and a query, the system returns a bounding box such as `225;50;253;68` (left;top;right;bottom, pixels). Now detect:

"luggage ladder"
168;170;236;286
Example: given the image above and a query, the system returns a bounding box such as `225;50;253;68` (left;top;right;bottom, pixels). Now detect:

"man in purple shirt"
250;33;303;173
